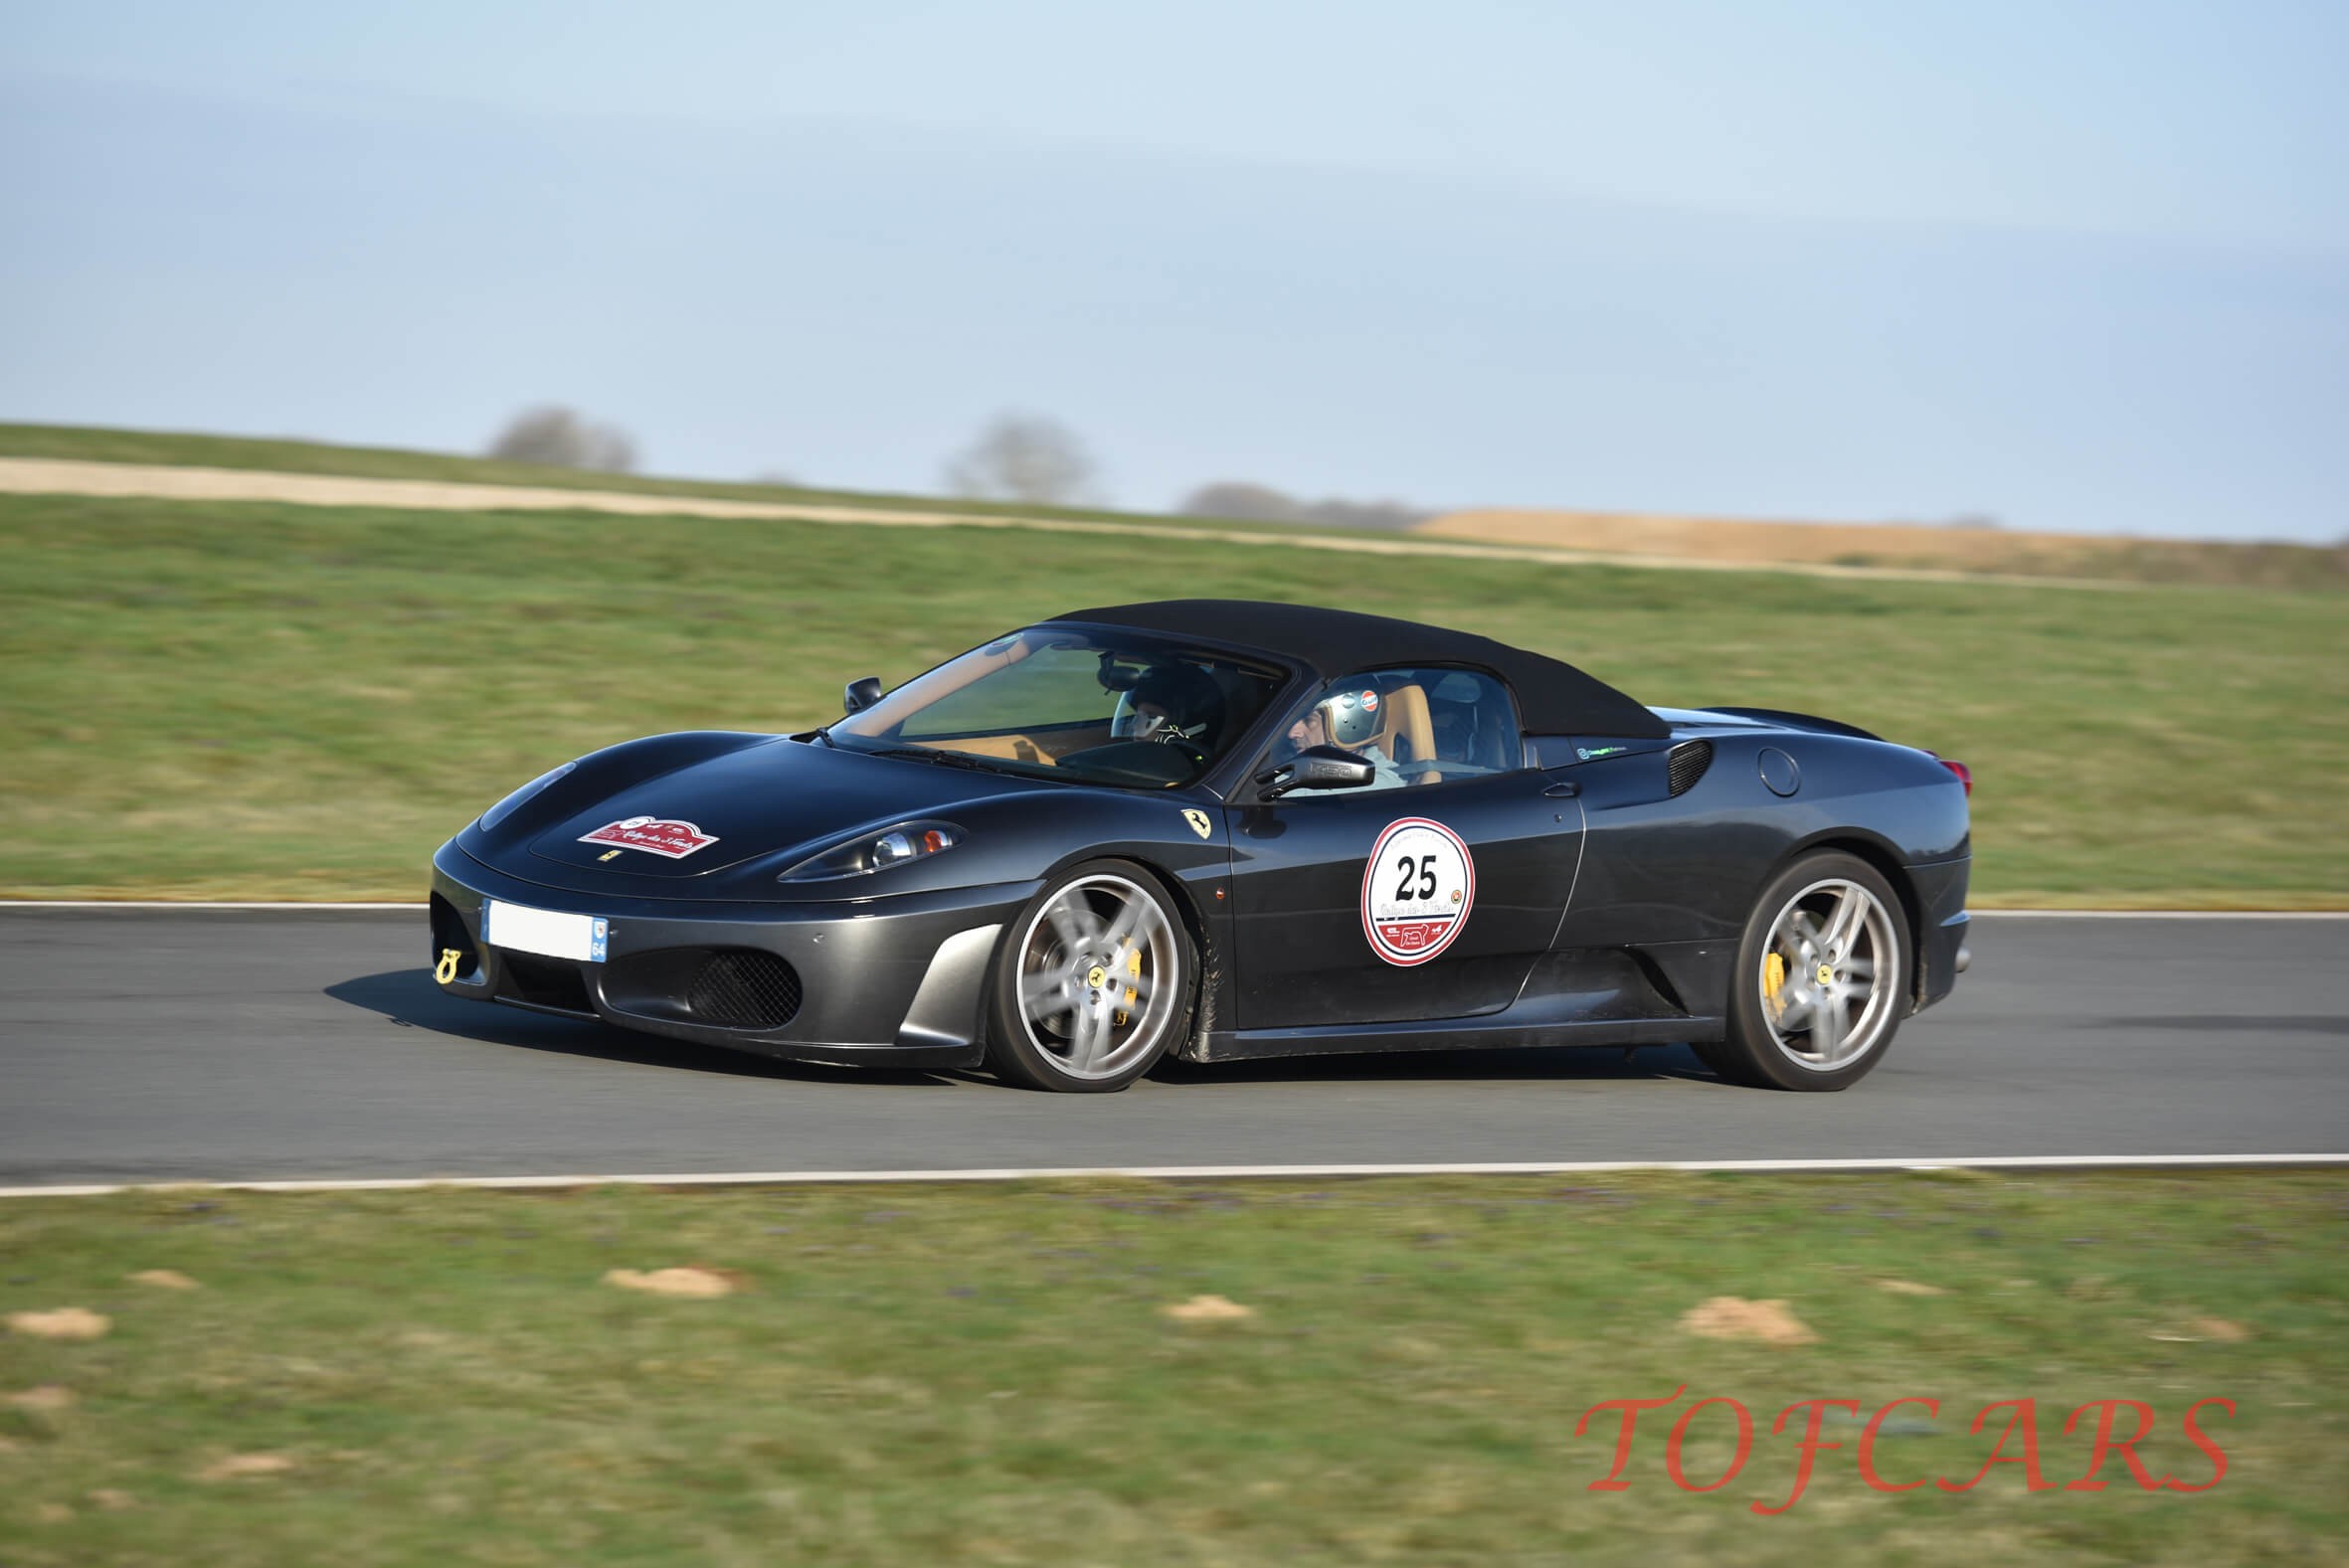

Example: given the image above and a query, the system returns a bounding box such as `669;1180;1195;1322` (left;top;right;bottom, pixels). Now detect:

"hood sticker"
1181;808;1213;839
578;816;720;860
1576;745;1627;761
1360;817;1476;966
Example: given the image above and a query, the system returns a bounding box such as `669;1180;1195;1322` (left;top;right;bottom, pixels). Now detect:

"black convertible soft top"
1055;599;1669;740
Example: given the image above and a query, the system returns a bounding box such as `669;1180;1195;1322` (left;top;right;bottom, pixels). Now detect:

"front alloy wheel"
986;861;1193;1091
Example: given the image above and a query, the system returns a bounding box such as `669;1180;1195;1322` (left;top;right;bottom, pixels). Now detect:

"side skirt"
1197;1013;1724;1063
1191;942;1729;1062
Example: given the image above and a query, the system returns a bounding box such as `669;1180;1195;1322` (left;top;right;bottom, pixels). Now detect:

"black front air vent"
683;951;805;1031
1667;740;1715;796
500;953;594;1015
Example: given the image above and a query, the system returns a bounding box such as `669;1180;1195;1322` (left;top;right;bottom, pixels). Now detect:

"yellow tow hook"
435;948;462;984
1762;952;1786;1015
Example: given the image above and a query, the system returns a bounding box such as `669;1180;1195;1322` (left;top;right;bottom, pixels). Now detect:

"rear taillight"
1939;759;1972;796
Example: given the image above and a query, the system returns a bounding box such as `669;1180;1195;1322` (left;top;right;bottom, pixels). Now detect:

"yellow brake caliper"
1763;952;1787;1017
1115;946;1142;1026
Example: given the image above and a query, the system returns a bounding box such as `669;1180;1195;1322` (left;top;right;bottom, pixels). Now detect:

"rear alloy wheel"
986;861;1194;1092
1710;851;1910;1091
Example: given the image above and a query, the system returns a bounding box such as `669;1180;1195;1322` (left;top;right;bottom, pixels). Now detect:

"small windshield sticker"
1181;808;1213;839
1361;817;1476;966
578;816;720;860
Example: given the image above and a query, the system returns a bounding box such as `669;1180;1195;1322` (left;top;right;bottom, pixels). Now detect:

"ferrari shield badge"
1361;817;1476;965
578;816;719;860
1181;808;1213;839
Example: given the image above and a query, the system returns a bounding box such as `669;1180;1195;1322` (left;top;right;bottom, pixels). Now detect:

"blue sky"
3;0;2344;537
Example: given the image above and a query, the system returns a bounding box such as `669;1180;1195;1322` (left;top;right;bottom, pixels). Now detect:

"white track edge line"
3;901;2345;919
1965;909;2349;920
0;901;423;910
4;1152;2344;1198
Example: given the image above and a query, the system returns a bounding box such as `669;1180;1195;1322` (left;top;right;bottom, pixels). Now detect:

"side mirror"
843;676;883;715
1256;744;1376;799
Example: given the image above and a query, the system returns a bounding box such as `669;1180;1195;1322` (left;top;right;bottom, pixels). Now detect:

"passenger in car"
1285;685;1406;789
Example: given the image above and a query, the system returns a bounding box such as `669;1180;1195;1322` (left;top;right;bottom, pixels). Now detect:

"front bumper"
429;840;1036;1069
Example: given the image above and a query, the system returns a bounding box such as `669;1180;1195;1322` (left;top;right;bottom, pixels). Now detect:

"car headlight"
777;820;965;882
478;762;577;831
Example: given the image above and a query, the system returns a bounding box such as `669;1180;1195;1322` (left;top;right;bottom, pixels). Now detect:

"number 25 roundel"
1360;817;1476;966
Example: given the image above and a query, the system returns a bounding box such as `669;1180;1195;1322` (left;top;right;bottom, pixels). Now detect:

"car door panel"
1224;775;1583;1028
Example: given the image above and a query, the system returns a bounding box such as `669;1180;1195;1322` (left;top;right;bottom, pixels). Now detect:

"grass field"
4;489;2345;903
11;421;2342;591
2;1171;2342;1566
0;422;1291;540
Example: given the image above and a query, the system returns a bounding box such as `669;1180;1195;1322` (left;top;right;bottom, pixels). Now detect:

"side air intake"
1667;740;1714;796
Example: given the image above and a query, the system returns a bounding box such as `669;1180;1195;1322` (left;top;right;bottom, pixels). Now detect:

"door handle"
1543;779;1581;798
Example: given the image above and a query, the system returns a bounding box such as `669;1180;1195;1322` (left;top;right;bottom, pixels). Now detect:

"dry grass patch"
4;1384;78;1410
127;1269;200;1290
5;1307;109;1340
603;1267;739;1299
1678;1297;1818;1345
1162;1294;1257;1323
197;1452;297;1481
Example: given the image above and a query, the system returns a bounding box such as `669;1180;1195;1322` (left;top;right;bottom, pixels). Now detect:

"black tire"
1710;850;1911;1092
985;859;1196;1093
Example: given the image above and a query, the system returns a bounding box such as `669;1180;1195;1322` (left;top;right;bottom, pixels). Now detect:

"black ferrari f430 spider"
431;601;1971;1092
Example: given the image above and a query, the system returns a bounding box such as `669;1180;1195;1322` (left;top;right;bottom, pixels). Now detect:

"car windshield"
828;627;1286;788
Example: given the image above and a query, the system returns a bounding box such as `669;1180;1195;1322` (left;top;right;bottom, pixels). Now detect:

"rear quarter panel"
1552;729;1970;957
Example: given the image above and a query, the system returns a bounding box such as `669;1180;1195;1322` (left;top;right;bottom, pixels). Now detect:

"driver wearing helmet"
1281;681;1404;789
1113;661;1225;752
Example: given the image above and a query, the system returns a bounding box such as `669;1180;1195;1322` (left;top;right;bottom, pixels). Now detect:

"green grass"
2;491;2345;902
2;1172;2343;1565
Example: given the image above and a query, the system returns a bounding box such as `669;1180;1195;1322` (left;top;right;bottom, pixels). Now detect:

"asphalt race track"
1;908;2343;1188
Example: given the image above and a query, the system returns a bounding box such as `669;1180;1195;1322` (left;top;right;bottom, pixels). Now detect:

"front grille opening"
684;951;804;1030
429;893;480;981
1667;740;1715;796
500;953;594;1014
601;948;806;1032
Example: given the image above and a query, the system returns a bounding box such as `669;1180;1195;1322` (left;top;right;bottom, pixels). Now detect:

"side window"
1420;669;1520;776
1277;666;1522;788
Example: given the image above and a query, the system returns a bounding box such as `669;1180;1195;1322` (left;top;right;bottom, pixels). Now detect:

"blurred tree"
943;414;1098;505
1182;480;1426;530
1182;481;1303;523
486;406;638;473
1298;497;1429;531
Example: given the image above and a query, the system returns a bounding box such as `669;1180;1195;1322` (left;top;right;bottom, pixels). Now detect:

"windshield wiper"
865;746;1007;775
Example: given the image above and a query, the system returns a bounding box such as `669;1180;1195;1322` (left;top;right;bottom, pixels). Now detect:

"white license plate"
482;901;609;962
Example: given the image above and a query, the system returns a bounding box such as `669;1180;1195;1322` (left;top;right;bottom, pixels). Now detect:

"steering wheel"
1153;730;1211;768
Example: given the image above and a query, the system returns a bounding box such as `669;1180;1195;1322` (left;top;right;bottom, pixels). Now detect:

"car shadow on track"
324;968;962;1087
326;968;1722;1092
1151;1044;1724;1087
